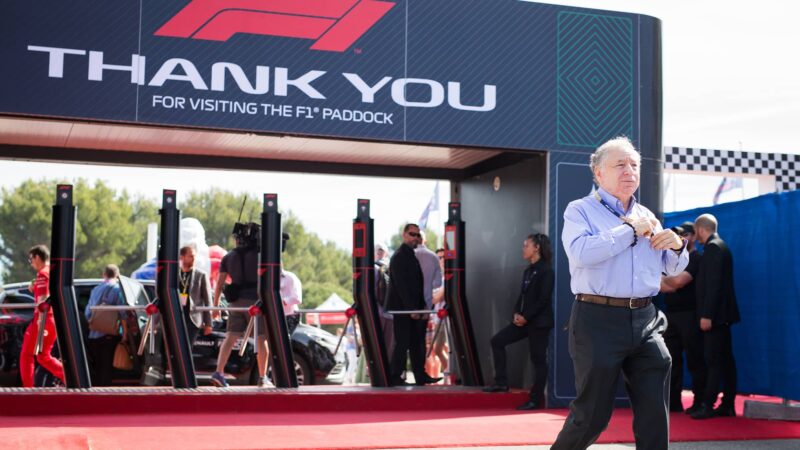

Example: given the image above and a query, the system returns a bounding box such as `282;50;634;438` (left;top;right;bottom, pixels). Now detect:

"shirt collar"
596;186;637;216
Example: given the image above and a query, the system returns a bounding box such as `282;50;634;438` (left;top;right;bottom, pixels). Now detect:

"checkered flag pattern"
664;147;800;192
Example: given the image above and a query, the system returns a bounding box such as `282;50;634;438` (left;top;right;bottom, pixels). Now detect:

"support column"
258;193;298;388
352;199;390;387
444;202;483;386
156;189;196;388
49;184;91;388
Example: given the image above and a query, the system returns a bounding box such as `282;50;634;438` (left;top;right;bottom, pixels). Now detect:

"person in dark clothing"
483;233;555;410
691;213;741;419
660;221;707;414
386;223;440;386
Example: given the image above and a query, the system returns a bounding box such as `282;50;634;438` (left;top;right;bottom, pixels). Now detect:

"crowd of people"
16;137;743;450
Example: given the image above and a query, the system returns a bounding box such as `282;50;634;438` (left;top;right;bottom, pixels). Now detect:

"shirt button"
634;276;638;280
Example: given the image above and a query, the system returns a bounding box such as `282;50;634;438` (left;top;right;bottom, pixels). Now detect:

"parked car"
0;277;345;387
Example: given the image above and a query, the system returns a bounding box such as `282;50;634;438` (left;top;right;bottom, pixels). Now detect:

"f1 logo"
155;0;396;52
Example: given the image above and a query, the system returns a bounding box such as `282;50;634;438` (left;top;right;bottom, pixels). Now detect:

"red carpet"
1;388;798;449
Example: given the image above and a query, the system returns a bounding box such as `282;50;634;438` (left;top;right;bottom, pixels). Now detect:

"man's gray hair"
590;136;639;178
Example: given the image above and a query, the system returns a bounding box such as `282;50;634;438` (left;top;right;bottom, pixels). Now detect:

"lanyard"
594;190;630;223
179;269;193;294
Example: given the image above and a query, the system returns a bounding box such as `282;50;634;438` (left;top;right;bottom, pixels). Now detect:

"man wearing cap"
661;221;707;414
553;137;688;450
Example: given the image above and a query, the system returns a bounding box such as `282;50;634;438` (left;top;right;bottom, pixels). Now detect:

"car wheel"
293;352;313;386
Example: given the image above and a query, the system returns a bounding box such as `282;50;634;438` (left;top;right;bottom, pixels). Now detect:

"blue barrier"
665;189;800;401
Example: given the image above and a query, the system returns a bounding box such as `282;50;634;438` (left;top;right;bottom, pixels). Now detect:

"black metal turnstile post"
258;194;298;388
443;202;483;386
156;190;196;388
352;199;391;387
49;184;91;388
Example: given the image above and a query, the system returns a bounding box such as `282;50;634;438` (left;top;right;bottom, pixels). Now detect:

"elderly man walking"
552;137;688;450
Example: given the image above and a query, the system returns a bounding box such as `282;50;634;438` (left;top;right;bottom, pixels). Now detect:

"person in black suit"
660;222;707;414
691;214;741;419
387;223;439;386
483;233;555;410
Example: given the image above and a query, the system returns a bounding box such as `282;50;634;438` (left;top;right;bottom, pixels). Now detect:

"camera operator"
211;222;273;388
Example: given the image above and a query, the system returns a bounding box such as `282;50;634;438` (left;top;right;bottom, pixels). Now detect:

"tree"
388;225;442;252
180;190;352;309
181;189;261;248
0;179;158;282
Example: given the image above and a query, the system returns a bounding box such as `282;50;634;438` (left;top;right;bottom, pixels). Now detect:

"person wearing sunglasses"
386;223;440;386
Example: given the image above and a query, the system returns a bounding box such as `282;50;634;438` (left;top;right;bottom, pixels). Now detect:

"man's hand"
212;310;221;321
700;318;712;331
203;325;213;336
629;217;657;237
513;313;527;327
651;229;684;251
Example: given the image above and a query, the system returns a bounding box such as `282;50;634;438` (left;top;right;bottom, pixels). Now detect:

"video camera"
232;222;260;248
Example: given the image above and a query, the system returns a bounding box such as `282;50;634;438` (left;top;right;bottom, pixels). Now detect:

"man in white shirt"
281;268;302;334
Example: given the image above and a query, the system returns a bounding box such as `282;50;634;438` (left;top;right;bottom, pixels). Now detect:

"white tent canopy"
315;293;351;311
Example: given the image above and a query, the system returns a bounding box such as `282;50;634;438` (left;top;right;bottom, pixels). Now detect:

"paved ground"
399;440;800;449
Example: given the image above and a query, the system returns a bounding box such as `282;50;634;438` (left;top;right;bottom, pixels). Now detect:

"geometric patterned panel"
664;146;800;192
557;12;634;148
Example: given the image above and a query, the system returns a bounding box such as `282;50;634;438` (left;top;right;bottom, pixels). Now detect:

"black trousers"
87;335;121;386
702;324;737;407
489;323;550;403
664;310;707;408
184;306;199;347
552;302;671;450
390;315;427;380
286;314;299;335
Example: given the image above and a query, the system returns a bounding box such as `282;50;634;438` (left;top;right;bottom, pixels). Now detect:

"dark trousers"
552;302;671;450
390;315;427;380
184;306;199;348
490;323;550;403
702;324;737;407
664;310;707;409
286;314;299;335
87;335;121;386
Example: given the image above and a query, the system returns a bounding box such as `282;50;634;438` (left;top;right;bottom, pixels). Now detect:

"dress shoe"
415;375;443;386
714;405;736;417
482;384;509;393
390;377;412;386
516;400;543;411
690;403;716;420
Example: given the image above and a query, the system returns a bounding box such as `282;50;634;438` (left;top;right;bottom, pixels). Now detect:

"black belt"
576;294;652;309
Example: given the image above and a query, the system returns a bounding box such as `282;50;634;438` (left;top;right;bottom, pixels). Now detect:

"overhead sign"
0;1;659;153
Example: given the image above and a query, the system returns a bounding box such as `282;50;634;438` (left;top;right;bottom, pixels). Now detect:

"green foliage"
280;213;352;308
0;182;352;311
178;191;353;308
0;179;158;282
181;189;261;248
388;225;442;252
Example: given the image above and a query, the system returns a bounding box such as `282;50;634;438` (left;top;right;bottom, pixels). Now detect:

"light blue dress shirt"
562;187;688;298
85;280;125;339
415;246;443;309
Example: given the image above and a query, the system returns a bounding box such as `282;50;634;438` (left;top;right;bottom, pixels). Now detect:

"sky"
1;0;798;254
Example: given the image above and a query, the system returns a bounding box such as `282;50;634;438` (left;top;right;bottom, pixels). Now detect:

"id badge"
179;293;188;307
